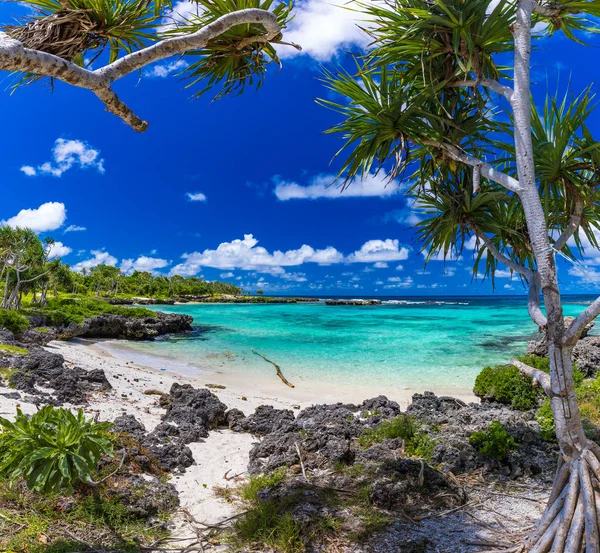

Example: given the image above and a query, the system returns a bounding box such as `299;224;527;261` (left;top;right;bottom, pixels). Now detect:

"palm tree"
319;1;600;550
0;0;298;130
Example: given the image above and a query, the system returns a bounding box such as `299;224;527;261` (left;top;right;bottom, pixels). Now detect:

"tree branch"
532;1;562;17
424;141;522;193
510;357;552;396
564;297;600;344
553;198;584;252
0;8;289;131
451;78;514;103
475;231;547;328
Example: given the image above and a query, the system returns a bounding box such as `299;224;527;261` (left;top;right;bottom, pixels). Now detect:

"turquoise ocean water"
103;296;596;393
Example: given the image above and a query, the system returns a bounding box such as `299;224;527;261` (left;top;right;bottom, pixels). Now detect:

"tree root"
524;450;600;553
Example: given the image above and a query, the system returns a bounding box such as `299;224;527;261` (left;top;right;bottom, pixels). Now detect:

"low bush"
473;355;584;411
359;415;434;461
536;400;556;442
23;298;156;327
0;308;29;334
469;420;518;461
0;406;113;493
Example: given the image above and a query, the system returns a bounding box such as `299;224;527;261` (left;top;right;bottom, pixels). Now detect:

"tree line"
0;226;240;310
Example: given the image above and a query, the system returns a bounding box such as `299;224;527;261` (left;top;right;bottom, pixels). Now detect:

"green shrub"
536;400;556;442
0;309;29;334
0;406;113;493
474;363;539;410
469;420;518;461
359;415;434;461
24;298;157;327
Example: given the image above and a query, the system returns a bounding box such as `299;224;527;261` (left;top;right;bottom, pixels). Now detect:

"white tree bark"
0;9;289;131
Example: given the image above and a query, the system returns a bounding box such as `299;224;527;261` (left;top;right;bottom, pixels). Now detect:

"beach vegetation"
0;344;28;355
0;478;172;553
359;415;434;461
469;421;518;462
0;309;30;334
474;355;585;410
0;406;113;494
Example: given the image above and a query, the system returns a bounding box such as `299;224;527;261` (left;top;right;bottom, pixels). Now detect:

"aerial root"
524;453;600;553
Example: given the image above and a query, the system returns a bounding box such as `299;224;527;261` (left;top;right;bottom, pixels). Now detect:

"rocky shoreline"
0;327;560;552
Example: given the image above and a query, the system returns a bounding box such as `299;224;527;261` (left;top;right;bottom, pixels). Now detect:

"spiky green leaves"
0;406;113;494
164;0;294;99
359;0;515;84
534;1;600;43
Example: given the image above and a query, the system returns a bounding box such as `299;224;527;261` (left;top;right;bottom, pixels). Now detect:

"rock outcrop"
54;312;193;341
325;299;382;306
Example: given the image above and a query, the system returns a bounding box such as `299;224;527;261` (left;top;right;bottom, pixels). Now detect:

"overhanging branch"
423;141;522;193
0;8;293;131
451;78;514;103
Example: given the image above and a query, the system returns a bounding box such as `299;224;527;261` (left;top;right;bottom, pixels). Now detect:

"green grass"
0;479;172;553
469;421;518;461
358;415;435;461
21;297;157;327
0;344;28;355
0;367;16;384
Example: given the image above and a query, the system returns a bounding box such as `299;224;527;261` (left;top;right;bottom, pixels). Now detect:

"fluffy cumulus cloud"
121;256;170;275
2;202;66;233
274;173;401;201
20;139;105;177
64;225;86;233
144;59;189;78
170;234;344;276
277;0;371;61
47;241;72;259
347;239;410;263
72;250;118;273
186;192;207;202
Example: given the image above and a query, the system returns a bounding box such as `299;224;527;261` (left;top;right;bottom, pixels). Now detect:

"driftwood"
251;350;295;388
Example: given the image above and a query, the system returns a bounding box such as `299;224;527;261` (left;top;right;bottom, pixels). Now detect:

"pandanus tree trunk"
512;1;600;550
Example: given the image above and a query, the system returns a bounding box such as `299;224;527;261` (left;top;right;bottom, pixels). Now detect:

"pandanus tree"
0;0;297;131
321;0;600;551
0;227;54;310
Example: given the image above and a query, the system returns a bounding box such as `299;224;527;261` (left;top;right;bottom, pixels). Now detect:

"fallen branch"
294;442;309;482
252;350;295;388
86;453;126;487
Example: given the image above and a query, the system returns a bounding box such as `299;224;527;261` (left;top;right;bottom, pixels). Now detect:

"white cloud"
64;225;86;233
274;173;401;201
494;269;513;278
72;250;118;273
20;166;36;177
121;256;170;275
504;283;515;290
396;264;404;271
47;241;72;259
186;192;207;202
220;272;235;279
22;139;105;177
2;202;66;233
170;234;344;276
277;0;371;61
373;262;388;269
347;239;410;263
384;277;414;289
144;59;188;78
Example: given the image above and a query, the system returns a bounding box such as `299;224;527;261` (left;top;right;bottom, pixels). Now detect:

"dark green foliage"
0;308;30;334
469;421;518;461
536;400;556;442
0;406;113;493
359;415;434;461
25;297;156;326
474;355;585;411
474;363;539;410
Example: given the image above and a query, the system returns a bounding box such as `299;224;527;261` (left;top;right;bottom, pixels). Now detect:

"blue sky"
2;1;600;296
